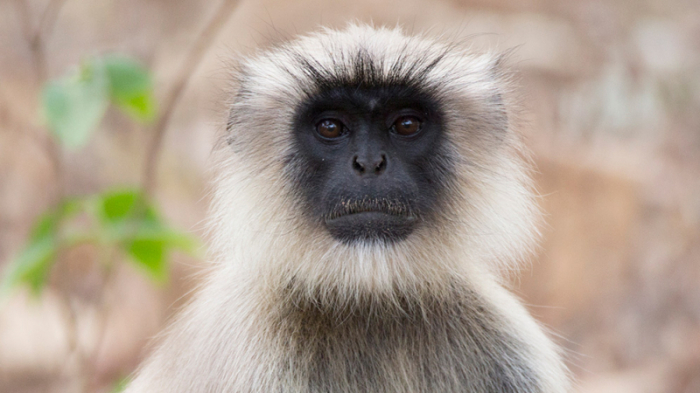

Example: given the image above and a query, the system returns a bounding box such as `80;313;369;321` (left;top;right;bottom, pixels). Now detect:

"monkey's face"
290;85;453;244
219;25;539;286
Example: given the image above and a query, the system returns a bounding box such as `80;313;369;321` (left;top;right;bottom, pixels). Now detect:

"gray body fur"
125;24;570;393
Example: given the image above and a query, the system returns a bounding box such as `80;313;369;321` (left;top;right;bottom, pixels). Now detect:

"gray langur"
125;24;570;393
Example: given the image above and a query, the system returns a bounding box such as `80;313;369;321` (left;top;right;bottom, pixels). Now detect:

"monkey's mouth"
323;198;417;242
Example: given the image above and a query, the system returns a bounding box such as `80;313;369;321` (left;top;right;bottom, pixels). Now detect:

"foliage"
97;189;197;282
1;200;80;295
42;55;156;149
3;55;196;295
2;190;198;294
103;55;157;122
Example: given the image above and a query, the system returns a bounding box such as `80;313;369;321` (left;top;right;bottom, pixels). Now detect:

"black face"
290;85;452;243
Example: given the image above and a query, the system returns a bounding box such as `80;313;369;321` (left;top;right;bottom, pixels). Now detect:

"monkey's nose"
352;153;387;176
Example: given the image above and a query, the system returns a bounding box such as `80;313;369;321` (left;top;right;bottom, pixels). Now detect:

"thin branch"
15;1;35;64
142;0;242;196
38;0;68;39
57;292;87;391
83;250;118;391
16;0;68;200
17;0;67;86
16;0;83;389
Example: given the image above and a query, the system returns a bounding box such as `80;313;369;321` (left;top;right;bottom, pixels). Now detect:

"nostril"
375;154;387;173
353;154;386;176
352;155;365;174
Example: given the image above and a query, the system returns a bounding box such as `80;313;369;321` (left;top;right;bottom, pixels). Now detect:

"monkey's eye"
316;119;345;139
391;116;422;136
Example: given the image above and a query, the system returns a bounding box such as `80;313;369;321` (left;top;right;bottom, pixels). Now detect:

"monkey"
124;24;570;393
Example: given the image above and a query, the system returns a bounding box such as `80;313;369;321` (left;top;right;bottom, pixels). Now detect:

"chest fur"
269;288;540;393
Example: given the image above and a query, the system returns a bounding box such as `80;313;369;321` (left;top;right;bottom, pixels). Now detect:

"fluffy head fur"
215;24;539;298
126;24;569;393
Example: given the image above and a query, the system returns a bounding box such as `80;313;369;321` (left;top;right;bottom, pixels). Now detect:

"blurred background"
1;0;699;392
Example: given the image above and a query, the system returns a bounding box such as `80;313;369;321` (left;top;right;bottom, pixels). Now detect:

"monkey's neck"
265;280;541;393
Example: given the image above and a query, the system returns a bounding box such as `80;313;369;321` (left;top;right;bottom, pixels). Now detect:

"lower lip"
325;211;416;223
324;211;417;242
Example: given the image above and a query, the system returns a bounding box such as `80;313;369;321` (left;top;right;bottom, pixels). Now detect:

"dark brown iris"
316;119;344;139
392;116;422;136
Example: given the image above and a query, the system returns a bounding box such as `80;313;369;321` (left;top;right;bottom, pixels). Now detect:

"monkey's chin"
324;212;417;244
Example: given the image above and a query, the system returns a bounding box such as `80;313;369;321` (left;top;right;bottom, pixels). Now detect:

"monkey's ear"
490;48;517;123
225;86;247;146
479;51;513;142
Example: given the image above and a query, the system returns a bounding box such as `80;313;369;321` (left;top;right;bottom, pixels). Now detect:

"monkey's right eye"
316;119;344;139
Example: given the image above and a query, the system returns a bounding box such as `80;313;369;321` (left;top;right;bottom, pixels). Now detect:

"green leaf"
42;62;109;149
99;190;143;223
124;219;200;283
124;230;199;284
0;200;79;295
127;238;167;283
134;225;200;255
30;209;62;240
94;189;166;282
30;199;82;240
161;230;199;255
91;189;200;283
103;56;157;122
94;189;147;243
2;237;57;295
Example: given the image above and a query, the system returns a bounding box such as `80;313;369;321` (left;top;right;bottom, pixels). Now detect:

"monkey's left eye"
316;119;345;139
391;116;422;136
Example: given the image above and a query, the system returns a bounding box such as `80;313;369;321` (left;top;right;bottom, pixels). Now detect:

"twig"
15;0;68;200
37;0;67;38
16;0;82;389
57;292;87;390
83;258;117;390
142;0;241;196
18;0;67;81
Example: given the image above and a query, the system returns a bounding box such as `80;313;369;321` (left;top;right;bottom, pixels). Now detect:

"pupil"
395;116;420;135
319;119;341;138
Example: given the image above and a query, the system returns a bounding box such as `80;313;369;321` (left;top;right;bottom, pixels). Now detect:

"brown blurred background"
1;0;699;392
